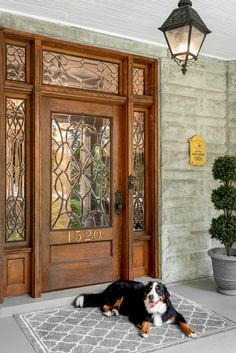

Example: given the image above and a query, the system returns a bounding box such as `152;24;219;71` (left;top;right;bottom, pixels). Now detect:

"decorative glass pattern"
6;98;26;241
6;45;26;82
43;51;119;94
51;113;111;230
133;112;145;231
133;67;145;95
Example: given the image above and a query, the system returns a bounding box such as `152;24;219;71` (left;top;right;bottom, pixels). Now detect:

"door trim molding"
0;32;5;303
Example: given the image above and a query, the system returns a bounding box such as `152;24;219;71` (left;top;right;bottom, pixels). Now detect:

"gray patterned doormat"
15;291;236;353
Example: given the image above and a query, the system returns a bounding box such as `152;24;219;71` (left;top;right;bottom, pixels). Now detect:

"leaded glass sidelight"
133;112;145;231
6;98;26;241
43;51;119;94
51;113;111;230
6;45;26;82
133;67;145;95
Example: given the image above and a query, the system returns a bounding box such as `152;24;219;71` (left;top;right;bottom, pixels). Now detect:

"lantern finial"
178;0;192;7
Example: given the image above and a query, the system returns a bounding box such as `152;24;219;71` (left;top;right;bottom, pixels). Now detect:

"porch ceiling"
0;0;236;60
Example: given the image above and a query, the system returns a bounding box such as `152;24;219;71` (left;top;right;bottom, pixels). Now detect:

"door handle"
115;190;122;215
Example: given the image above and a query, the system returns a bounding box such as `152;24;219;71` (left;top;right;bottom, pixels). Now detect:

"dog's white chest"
152;302;167;327
153;313;163;327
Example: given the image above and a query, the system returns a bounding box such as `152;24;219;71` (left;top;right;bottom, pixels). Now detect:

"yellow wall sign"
189;135;206;166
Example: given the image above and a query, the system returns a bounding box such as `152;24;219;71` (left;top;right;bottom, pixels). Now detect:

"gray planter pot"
208;247;236;295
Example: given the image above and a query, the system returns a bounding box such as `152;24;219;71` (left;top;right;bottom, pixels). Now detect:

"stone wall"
159;57;227;282
227;61;236;155
0;11;233;283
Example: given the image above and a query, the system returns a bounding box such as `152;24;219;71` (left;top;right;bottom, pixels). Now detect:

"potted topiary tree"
208;155;236;295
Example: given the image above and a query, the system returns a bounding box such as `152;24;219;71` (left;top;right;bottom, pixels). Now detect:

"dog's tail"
74;293;104;308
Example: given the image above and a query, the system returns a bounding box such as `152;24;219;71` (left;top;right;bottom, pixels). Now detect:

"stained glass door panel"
40;98;123;291
51;113;111;230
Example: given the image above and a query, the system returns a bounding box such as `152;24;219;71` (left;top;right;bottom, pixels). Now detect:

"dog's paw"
74;295;84;308
139;322;150;338
188;332;196;338
112;309;119;316
103;310;112;317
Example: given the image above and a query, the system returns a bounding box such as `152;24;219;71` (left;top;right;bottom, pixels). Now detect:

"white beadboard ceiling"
0;0;236;60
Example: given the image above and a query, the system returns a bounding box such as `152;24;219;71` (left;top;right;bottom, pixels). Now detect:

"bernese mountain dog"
74;280;196;338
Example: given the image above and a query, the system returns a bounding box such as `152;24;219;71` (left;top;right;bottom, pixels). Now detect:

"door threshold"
0;276;156;317
0;282;111;318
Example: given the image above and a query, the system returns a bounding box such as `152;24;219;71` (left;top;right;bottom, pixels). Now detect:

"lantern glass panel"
189;26;205;56
165;25;190;60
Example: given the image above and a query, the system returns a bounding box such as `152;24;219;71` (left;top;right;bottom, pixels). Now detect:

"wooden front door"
40;97;124;292
0;28;159;302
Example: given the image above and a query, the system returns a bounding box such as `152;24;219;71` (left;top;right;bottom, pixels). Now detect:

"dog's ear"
163;285;170;299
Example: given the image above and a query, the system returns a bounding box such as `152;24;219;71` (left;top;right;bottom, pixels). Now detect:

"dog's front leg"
138;321;150;338
178;321;196;337
102;305;112;317
175;313;196;338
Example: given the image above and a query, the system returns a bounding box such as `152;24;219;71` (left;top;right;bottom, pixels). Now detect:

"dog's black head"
144;281;170;314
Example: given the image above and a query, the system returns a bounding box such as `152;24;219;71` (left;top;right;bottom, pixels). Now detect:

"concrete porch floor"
0;277;235;353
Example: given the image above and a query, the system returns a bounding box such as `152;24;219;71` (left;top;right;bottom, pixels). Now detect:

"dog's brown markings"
179;322;195;336
167;316;176;324
103;305;111;313
138;321;150;335
159;295;165;302
148;282;153;290
103;297;123;313
113;297;123;310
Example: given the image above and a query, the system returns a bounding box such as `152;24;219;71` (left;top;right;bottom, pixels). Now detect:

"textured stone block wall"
0;11;233;283
227;61;236;155
159;57;227;282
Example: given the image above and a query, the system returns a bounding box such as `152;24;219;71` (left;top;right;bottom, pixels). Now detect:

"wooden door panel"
49;258;113;291
50;242;112;263
40;97;123;292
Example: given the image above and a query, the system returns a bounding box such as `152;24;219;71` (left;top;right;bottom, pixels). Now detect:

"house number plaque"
189;135;206;166
67;229;102;243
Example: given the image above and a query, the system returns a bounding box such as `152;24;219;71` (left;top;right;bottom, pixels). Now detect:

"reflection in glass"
6;45;26;82
189;26;205;56
6;98;25;241
165;25;190;59
43;51;119;94
51;113;111;229
133;112;145;231
133;67;145;95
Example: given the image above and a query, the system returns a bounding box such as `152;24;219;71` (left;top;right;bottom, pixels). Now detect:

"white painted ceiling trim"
0;7;167;48
0;0;236;61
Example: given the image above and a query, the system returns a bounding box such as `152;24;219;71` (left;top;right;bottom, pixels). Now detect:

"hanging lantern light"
158;0;211;75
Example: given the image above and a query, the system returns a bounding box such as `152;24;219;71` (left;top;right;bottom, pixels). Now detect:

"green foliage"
211;186;236;212
210;155;236;255
70;198;81;228
70;198;81;214
212;155;236;185
209;215;236;256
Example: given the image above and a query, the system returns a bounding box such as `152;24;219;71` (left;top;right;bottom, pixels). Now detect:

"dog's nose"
149;294;154;301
